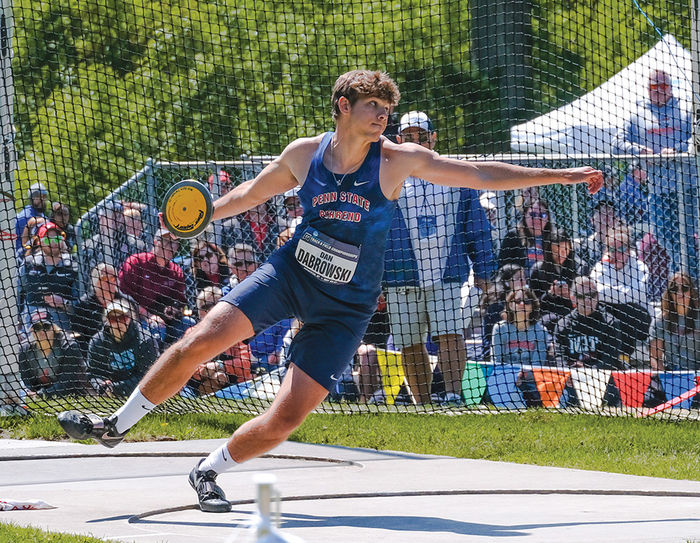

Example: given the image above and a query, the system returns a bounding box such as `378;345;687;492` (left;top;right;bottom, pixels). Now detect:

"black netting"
1;0;699;419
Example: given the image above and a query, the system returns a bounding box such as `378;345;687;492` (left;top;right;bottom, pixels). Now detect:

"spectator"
204;171;235;247
223;200;280;259
649;272;700;371
575;199;622;274
617;161;649;229
19;221;78;332
185;287;253;395
18;309;88;397
119;228;195;347
497;198;553;277
355;293;391;403
480;264;528;359
71;263;135;356
552;276;624;369
15;182;48;260
277;186;304;232
82;201;134;275
384;111;498;406
123;207;148;255
479;191;501;252
87;299;159;397
490;287;548;365
613;69;697;277
638;231;670;302
529;228;578;332
591;224;652;358
49;201;76;253
223;243;259;294
589;165;617;204
186;240;229;309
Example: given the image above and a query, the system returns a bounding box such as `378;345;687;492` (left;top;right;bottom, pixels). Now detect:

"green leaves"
10;0;689;213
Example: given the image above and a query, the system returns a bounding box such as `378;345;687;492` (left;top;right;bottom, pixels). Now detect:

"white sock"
198;442;238;475
112;387;157;434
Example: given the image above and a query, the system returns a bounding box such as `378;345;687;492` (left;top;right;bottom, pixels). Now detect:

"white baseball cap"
399;111;434;134
479;191;498;211
283;186;299;199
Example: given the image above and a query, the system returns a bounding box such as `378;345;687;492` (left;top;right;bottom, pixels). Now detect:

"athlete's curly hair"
331;70;400;121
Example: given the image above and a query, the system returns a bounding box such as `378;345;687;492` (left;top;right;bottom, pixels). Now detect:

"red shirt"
119;252;186;314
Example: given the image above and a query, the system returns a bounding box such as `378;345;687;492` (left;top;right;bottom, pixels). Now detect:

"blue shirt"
274;132;397;308
613;97;694;194
383;179;497;287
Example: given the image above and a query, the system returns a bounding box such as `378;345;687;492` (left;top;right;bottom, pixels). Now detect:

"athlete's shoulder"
278;134;327;185
281;134;326;158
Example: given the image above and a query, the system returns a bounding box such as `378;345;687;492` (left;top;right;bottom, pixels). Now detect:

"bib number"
295;229;360;284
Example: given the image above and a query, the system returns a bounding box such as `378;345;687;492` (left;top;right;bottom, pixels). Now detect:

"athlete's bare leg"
140;302;255;404
224;362;330;463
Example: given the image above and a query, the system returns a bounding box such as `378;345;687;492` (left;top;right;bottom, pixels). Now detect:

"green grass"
0;523;107;542
4;410;700;480
4;411;700;542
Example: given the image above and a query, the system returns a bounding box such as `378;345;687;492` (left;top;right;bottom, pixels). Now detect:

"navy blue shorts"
222;254;375;390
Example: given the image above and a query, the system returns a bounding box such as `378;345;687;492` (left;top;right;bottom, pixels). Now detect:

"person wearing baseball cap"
18;307;88;397
20;219;76;334
397;111;436;148
15;182;49;257
385;111;498;406
86;298;159;397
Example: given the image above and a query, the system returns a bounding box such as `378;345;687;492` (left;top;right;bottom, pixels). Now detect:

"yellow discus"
160;179;213;239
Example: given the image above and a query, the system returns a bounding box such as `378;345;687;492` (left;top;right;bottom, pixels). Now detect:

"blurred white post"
0;0;20;412
255;473;279;540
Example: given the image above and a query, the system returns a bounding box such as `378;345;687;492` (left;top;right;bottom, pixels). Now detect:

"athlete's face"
346;96;391;139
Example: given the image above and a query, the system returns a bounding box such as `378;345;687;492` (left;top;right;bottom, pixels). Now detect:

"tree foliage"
11;0;690;213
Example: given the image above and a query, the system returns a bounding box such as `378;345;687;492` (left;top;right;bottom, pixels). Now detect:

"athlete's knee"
265;403;312;438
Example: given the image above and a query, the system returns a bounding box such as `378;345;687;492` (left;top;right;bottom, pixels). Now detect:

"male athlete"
59;70;602;513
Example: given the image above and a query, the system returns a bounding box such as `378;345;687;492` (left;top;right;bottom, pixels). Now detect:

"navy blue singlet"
275;132;397;308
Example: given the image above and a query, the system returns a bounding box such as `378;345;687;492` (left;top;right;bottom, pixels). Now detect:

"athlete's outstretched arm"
211;162;296;222
402;144;603;195
211;138;316;221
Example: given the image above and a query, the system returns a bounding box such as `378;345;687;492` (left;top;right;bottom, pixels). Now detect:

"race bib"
295;228;360;284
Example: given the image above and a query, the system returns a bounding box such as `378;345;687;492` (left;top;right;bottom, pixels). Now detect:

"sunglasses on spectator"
528;212;549;220
107;313;130;322
670;283;692;293
31;322;53;332
649;83;670;90
400;132;432;144
42;236;63;245
284;202;301;210
512;298;533;305
575;292;598;300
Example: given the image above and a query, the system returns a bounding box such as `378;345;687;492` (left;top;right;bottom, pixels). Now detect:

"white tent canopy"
510;34;692;155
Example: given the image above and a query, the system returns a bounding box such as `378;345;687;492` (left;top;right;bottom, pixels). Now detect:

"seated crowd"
11;165;700;409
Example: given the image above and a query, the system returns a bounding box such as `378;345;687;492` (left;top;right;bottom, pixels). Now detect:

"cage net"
1;0;699;419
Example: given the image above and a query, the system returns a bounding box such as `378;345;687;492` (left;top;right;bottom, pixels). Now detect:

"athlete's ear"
337;96;351;116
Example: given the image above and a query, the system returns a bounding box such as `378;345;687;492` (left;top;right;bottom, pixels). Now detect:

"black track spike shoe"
57;410;126;449
188;459;232;513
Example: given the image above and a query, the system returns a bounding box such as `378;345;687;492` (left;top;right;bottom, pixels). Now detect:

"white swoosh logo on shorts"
329;373;341;381
353;180;371;187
